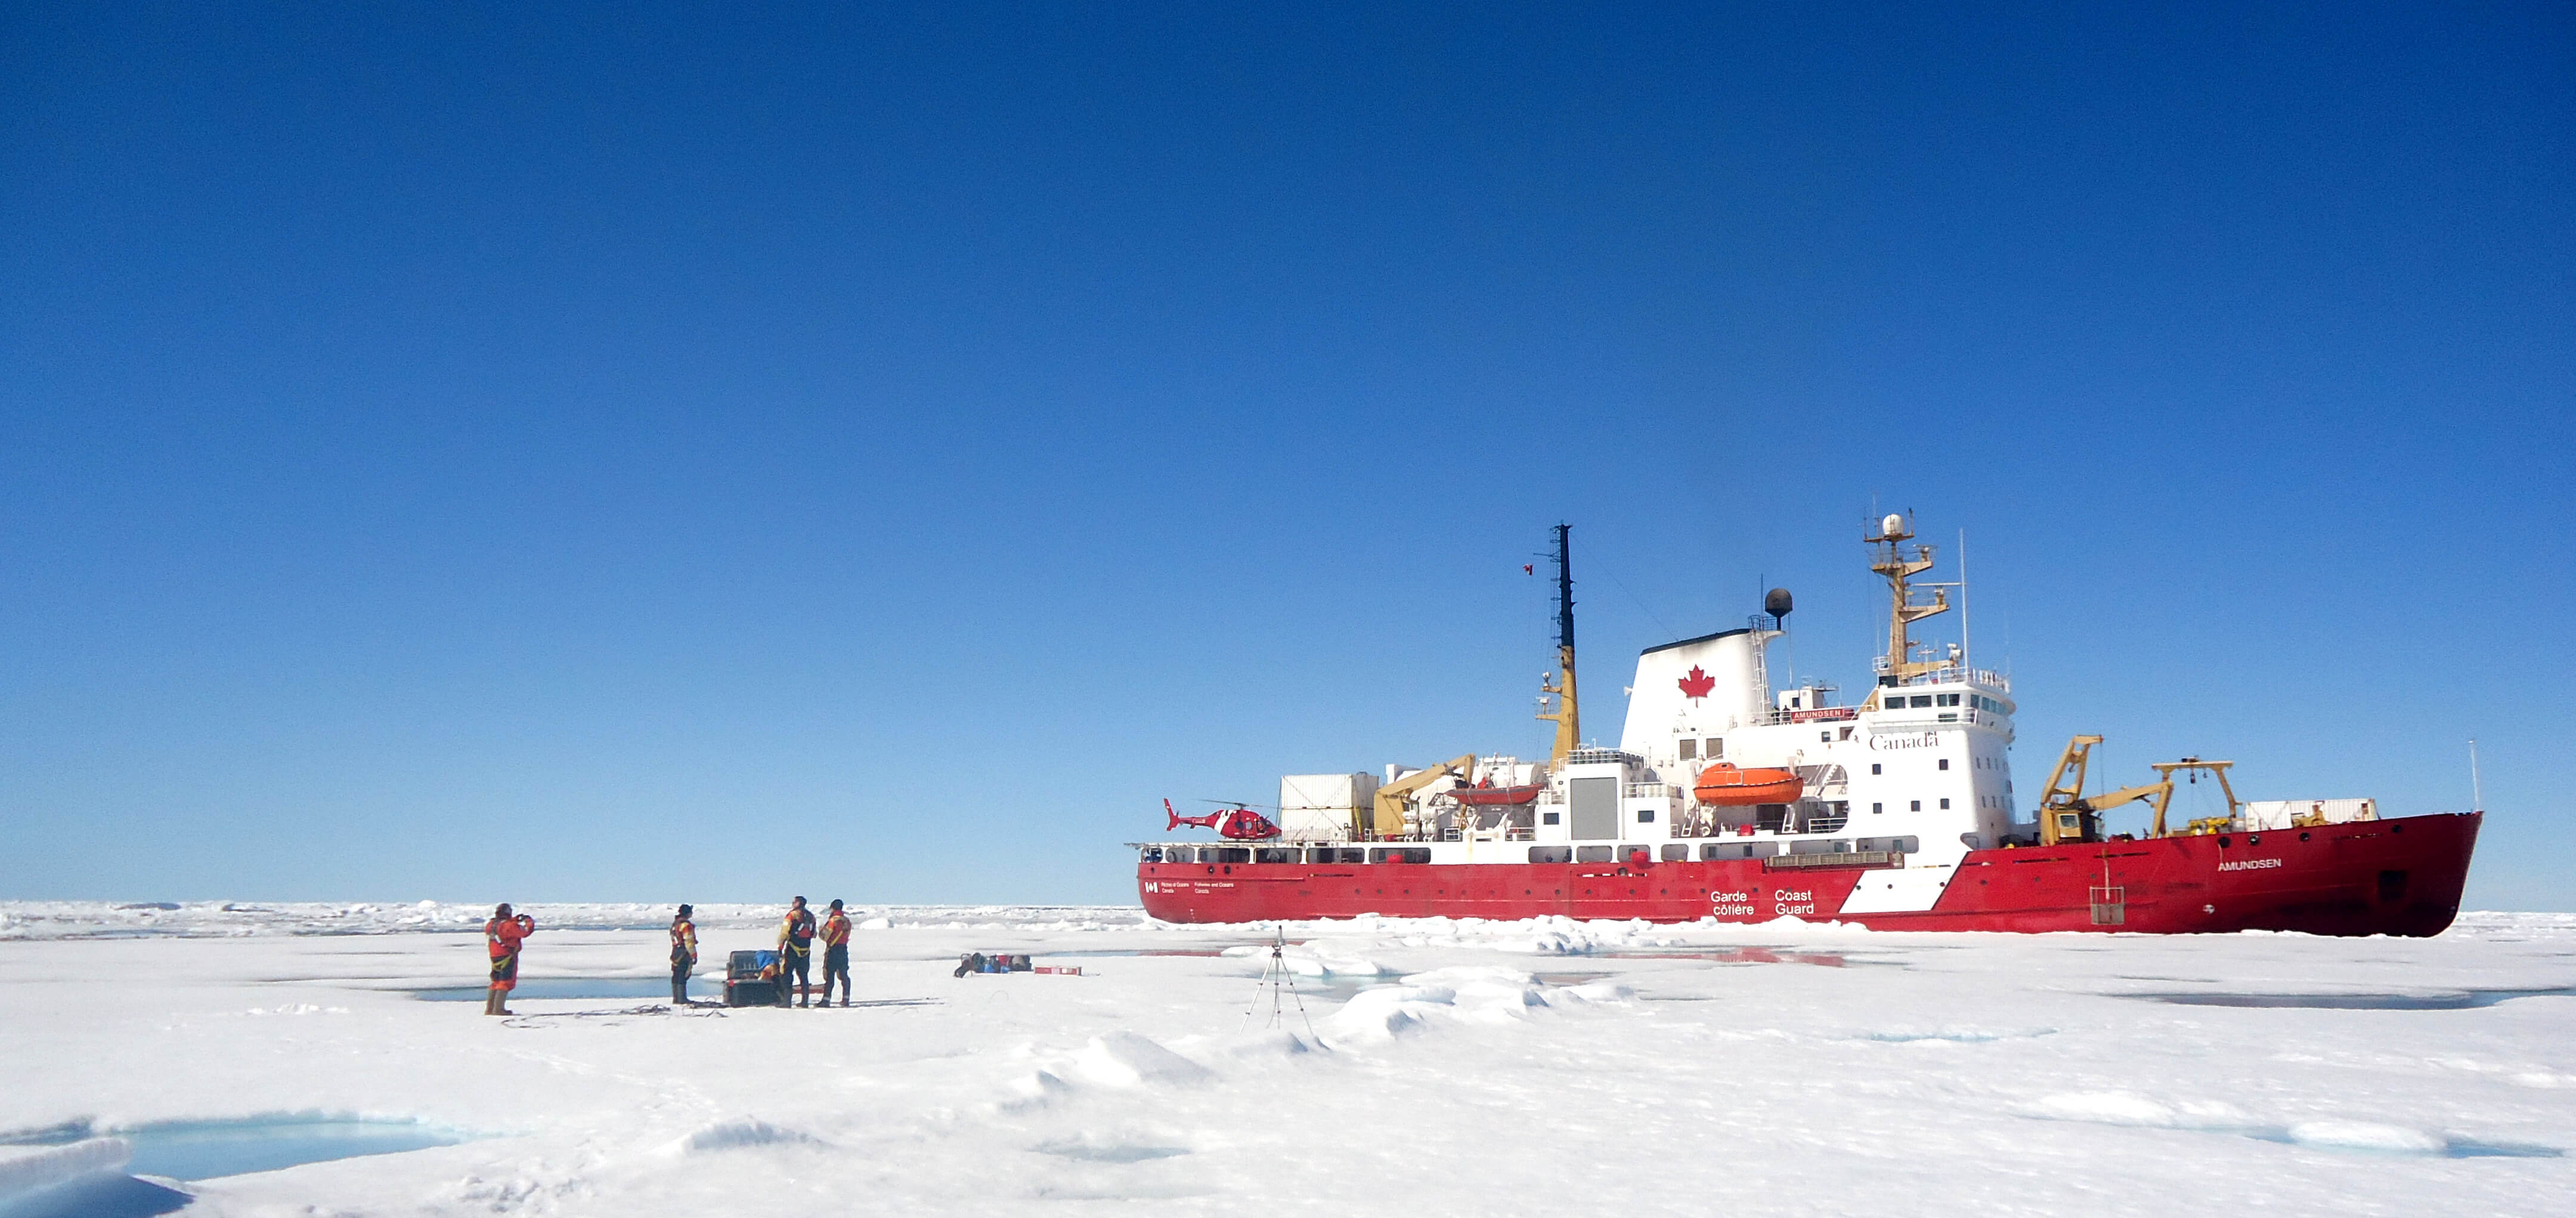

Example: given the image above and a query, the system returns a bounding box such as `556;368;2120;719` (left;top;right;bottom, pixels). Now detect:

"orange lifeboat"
1692;762;1803;806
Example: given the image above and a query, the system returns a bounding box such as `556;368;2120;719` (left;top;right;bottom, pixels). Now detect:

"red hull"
1137;812;2480;936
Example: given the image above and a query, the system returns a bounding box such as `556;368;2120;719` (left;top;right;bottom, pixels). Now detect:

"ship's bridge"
1877;660;2011;695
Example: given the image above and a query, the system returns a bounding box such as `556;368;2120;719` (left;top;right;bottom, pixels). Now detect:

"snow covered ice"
2;904;2572;1216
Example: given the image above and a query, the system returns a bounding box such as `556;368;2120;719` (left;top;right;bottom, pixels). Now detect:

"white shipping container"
1277;807;1358;842
1280;772;1379;812
1278;772;1378;843
2240;798;2377;831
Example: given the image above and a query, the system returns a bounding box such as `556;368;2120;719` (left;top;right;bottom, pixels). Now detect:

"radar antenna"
1863;512;1950;685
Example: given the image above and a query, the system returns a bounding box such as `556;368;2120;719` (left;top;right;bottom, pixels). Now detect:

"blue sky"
2;3;2568;908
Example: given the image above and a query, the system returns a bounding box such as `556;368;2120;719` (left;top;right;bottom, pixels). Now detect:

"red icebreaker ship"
1137;518;2480;935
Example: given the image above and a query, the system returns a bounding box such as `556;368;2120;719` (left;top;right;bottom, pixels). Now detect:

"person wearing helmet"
818;899;854;1007
775;896;816;1007
484;902;535;1016
668;904;698;1006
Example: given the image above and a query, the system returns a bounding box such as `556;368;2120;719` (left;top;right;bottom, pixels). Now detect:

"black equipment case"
724;949;782;1007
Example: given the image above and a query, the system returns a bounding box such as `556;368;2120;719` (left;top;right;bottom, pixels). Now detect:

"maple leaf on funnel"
1678;666;1716;699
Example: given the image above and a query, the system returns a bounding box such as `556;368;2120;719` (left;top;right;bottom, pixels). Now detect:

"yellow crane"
2151;756;2243;837
1368;755;1478;840
2034;735;2240;845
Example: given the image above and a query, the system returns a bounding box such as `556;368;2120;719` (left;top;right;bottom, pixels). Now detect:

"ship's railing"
1434;826;1537;842
1869;707;2015;731
1624;782;1670;798
1867;661;2011;692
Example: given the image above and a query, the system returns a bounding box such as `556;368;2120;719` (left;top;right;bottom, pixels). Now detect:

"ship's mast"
1537;523;1579;765
1865;513;1950;685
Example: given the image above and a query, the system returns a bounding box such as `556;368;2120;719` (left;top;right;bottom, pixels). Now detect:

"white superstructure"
1231;515;2023;913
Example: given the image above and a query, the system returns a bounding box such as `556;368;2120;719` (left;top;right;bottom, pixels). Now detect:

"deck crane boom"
2035;735;2242;845
1368;755;1478;840
2036;735;2165;845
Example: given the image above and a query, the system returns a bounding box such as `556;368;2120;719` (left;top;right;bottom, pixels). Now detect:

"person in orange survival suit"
484;902;536;1016
776;896;817;1007
669;904;698;1006
818;899;854;1007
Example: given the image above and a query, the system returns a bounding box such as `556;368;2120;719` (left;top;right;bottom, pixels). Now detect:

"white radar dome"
1881;512;1904;536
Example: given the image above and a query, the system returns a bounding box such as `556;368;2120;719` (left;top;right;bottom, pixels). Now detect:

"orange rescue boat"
1692;762;1803;806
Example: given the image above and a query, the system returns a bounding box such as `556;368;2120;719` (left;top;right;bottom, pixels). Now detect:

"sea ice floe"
1072;1032;1215;1088
1268;943;1392;977
1029;1132;1192;1163
1318;969;1633;1044
2017;1092;2553;1159
7;905;2572;1216
0;1137;131;1204
1183;1029;1315;1061
1856;1027;2057;1044
2019;1091;2262;1131
2284;1120;2447;1154
669;1118;821;1154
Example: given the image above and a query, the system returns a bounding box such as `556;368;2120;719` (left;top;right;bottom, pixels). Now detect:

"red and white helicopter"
1162;798;1281;840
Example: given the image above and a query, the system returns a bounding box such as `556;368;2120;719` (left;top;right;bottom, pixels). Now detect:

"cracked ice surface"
0;905;2571;1215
